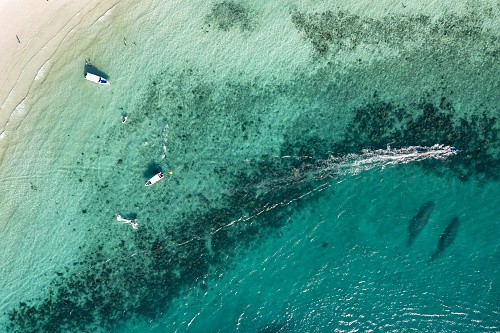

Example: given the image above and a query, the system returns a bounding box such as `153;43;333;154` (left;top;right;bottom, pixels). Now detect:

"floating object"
417;146;458;154
168;170;173;175
145;172;164;186
85;72;110;85
116;214;138;229
416;147;428;153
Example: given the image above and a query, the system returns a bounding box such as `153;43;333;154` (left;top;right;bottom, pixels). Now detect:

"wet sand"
0;0;117;143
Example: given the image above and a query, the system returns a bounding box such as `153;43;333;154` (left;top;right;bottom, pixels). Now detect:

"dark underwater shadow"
430;216;460;262
120;212;138;220
5;54;499;332
407;200;436;247
84;61;110;80
144;161;163;178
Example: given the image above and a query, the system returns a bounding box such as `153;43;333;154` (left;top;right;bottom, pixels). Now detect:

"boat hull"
145;172;164;186
85;72;110;85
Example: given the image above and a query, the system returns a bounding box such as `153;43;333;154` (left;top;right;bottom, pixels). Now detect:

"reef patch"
206;1;254;32
291;9;496;56
5;57;499;332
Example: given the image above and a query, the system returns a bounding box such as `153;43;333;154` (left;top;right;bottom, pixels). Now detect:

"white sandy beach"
0;0;498;331
2;0;497;143
0;0;118;137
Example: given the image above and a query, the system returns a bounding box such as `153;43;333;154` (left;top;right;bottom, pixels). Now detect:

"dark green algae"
5;69;498;332
291;9;498;57
205;1;254;32
5;8;500;332
5;148;324;333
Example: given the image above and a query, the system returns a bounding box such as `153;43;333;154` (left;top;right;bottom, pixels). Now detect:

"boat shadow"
120;212;138;220
144;161;163;178
84;62;110;80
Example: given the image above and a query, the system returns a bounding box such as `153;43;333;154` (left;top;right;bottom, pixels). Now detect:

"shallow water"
0;0;499;332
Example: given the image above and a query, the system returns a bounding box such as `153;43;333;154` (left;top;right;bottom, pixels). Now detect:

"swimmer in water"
122;115;128;123
116;214;138;229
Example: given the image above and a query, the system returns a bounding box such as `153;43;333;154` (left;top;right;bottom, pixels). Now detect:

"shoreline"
0;0;118;140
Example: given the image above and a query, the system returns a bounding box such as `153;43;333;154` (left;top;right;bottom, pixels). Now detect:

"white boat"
145;172;164;186
85;72;110;85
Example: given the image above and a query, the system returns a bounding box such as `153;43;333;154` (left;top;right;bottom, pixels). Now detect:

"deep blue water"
0;1;499;332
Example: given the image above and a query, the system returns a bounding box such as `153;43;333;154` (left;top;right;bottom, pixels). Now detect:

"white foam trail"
259;144;456;191
34;60;51;81
187;312;200;327
181;144;457;242
13;99;26;117
316;144;456;180
97;7;113;22
161;123;169;159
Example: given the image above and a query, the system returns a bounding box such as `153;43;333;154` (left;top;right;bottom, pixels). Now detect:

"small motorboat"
450;147;458;153
416;147;428;153
84;72;110;85
145;172;164;186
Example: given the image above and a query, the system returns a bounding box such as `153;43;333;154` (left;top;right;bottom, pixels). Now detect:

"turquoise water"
0;0;499;332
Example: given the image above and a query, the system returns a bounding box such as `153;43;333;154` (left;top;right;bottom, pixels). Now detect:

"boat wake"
180;145;457;244
313;144;456;180
256;144;457;192
161;123;169;159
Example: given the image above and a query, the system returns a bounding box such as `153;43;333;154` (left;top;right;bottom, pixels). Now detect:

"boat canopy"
145;172;164;186
85;72;110;85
